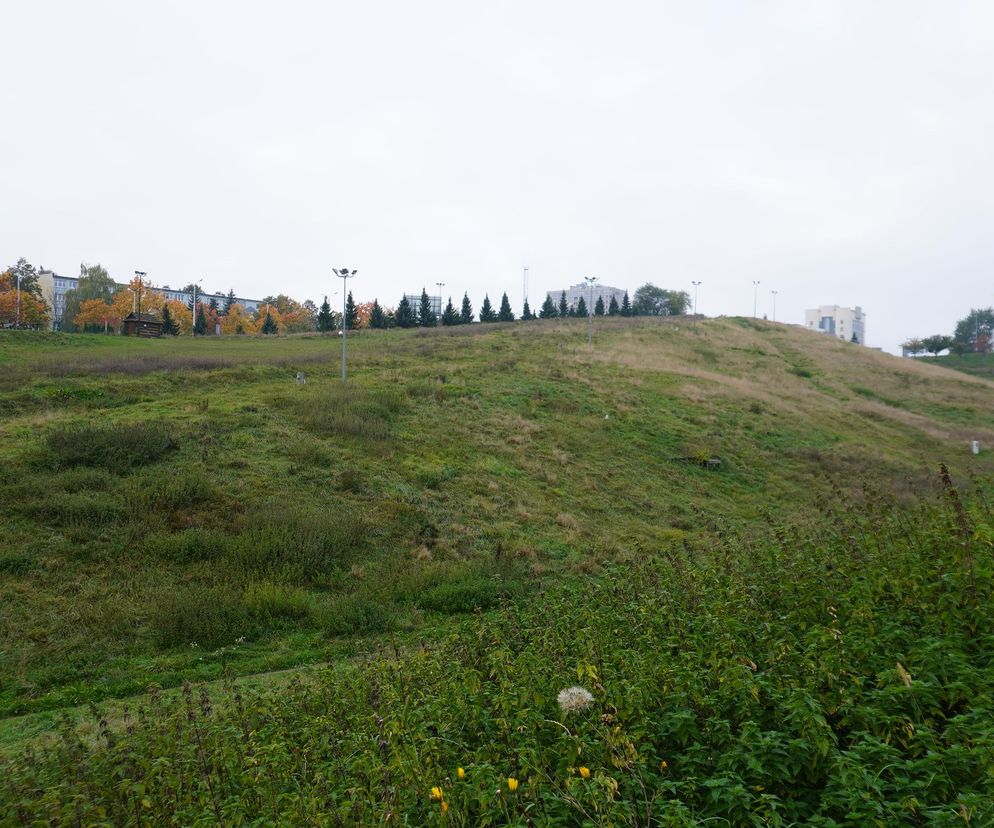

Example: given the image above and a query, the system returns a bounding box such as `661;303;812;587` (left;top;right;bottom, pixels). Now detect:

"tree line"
902;307;994;356
1;256;691;335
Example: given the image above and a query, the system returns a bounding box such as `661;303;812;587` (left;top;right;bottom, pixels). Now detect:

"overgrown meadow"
1;318;993;824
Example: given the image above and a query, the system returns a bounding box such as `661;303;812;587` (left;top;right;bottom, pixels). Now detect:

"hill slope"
2;318;994;822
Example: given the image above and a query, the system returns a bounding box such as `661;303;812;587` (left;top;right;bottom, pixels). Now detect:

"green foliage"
5;483;994;823
460;292;474;324
418;289;437;327
160;303;179;335
261;310;278;335
521;298;532;320
480;294;497;322
594;295;605;316
345;291;359;330
558;291;568;317
497;292;515;322
45;421;177;471
441;297;459;326
953;307;994;353
415;573;504;614
608;294;619;315
317;594;391;635
61;263;115;331
395;295;417;328
632;283;690;316
575;295;587;317
244;581;314;622
539;294;556;318
277;384;405;440
194;304;208;335
149;582;252;648
369;299;387;329
620;290;631;316
317;296;335;331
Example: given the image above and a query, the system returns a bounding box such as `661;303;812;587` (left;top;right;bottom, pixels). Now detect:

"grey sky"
3;1;993;352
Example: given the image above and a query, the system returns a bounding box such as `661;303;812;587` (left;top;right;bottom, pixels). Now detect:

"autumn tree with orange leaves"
0;269;50;329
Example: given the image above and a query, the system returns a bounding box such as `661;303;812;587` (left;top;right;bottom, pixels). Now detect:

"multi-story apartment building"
804;305;866;345
546;282;627;311
37;269;263;330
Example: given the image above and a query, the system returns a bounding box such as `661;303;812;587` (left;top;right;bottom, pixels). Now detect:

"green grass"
1;319;993;821
922;351;994;380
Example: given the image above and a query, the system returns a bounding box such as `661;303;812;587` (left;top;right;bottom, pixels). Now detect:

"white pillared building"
804;305;865;345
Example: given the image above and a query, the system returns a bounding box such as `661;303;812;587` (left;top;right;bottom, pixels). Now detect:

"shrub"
276;385;405;440
416;573;504;614
142;528;229;564
317;594;391;636
46;421;178;471
229;504;365;582
149;583;252;649
244;581;314;622
22;491;126;527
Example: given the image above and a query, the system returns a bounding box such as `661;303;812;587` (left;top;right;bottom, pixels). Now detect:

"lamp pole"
436;281;445;320
770;290;778;323
334;268;357;383
691;281;702;332
15;271;20;329
752;280;760;318
191;280;202;336
134;271;146;332
584;275;598;345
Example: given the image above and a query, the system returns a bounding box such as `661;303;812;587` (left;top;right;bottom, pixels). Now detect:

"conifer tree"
480;294;497;322
540;295;557;318
594;296;605;316
441;297;459;326
620;291;631;317
558;291;568;318
208;296;219;313
317;296;335;331
345;291;359;330
521;299;532;320
575;296;588;317
418;288;438;327
608;295;620;315
223;289;236;316
261;310;278;335
497;292;515;322
460;293;474;324
160;303;179;335
395;295;416;328
195;304;208;335
370;299;386;329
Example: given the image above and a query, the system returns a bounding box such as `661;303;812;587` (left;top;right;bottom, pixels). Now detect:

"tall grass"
45;421;177;471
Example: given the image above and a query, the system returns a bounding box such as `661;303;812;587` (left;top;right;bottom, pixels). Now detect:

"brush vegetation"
1;318;993;823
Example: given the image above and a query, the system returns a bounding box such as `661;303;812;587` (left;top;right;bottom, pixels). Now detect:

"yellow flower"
660;760;668;771
507;777;519;792
440;800;449;813
579;766;590;779
457;767;465;780
430;786;444;801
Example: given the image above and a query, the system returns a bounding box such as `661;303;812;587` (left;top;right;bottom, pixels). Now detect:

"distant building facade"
804;305;865;345
404;293;442;316
38;270;263;330
546;282;627;311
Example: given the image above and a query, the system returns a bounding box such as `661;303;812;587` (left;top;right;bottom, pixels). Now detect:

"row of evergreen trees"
347;288;635;329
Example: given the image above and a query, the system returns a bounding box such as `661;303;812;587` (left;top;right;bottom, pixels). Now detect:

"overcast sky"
3;1;993;352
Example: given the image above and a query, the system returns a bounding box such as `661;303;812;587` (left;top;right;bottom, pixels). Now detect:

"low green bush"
142;528;229;564
244;581;314;622
317;593;391;636
149;583;252;649
46;421;178;471
416;573;503;614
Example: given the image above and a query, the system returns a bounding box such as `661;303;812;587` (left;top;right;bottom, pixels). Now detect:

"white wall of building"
804;305;866;344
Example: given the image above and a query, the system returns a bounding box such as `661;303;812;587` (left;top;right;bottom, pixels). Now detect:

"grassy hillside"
2;318;993;823
922;352;994;381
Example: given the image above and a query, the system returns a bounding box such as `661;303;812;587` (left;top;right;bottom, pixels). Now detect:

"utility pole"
334;268;357;383
584;275;598;345
691;281;702;333
752;280;760;318
770;290;778;322
135;271;146;331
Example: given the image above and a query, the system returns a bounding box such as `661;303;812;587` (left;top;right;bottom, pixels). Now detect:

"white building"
804;305;865;345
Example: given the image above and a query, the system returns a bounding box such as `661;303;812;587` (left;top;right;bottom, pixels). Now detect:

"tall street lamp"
691;281;702;333
14;270;20;329
134;271;146;329
752;280;760;318
584;275;598;345
334;268;357;383
770;290;778;323
435;282;445;319
191;279;203;336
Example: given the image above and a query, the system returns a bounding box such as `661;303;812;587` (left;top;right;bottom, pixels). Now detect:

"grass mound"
46;421;177;471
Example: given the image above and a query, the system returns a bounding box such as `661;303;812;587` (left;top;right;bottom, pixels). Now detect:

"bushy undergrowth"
276;384;406;440
45;421;177;471
4;476;992;825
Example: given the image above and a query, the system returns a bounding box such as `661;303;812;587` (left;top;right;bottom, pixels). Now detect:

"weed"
45;421;178;471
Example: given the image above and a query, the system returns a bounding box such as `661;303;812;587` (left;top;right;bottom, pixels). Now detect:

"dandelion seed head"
557;685;594;714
